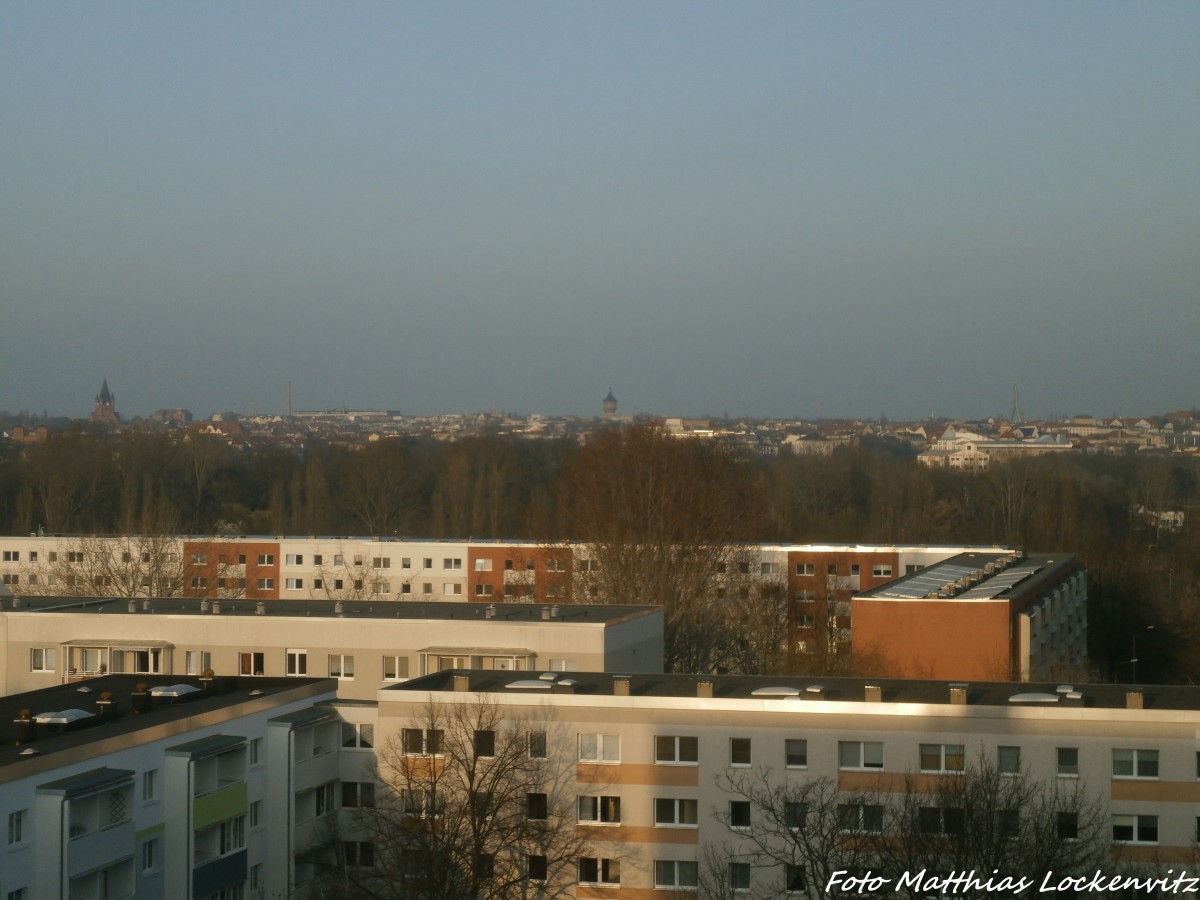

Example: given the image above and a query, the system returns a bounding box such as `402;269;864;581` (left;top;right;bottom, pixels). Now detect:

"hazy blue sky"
3;2;1197;421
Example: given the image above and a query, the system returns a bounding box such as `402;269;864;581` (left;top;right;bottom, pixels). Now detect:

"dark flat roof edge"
1;596;660;623
385;670;1191;712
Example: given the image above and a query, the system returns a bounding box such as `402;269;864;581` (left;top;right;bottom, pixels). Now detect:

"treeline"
1;427;1197;682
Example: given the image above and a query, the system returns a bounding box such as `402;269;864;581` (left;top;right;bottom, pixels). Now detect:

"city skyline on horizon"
3;4;1197;424
5;376;1197;426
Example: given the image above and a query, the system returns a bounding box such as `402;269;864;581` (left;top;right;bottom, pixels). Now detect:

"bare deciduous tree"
342;695;584;900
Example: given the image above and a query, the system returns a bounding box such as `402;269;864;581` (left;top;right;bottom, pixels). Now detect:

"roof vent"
127;599;138;613
1008;692;1059;704
613;676;631;696
864;684;882;703
1126;690;1144;710
142;598;150;611
453;673;470;693
256;602;266;615
697;680;714;699
12;597;23;609
950;684;968;705
334;600;344;616
485;604;496;619
211;600;221;615
200;599;210;613
751;686;800;698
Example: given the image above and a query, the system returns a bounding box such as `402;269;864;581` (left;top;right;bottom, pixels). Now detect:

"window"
998;809;1020;839
422;583;433;595
6;888;27;900
729;800;751;828
444;582;462;595
142;769;157;802
655;798;699;826
475;583;494;596
30;647;56;672
579;857;620;885
920;743;965;773
547;558;566;572
655;860;699;889
328;654;354;679
190;576;208;590
578;795;621;824
528;731;548;759
342;782;376;808
656;735;699;764
528;854;548;881
399;582;411;594
998;745;1021;774
785;738;808;768
476;558;494;571
527;792;548;820
286;649;307;676
1057;747;1079;776
342;722;375;749
196;814;246;860
579;733;620;763
285;578;304;590
383;655;409;680
851;564;861;576
400;728;441;755
730;862;751;892
423;557;433;569
2;550;18;562
443;557;462;570
1112;814;1158;844
839;803;884;834
795;563;815;576
579;558;598;572
474;729;496;758
785;801;806;830
786;864;808;893
760;561;776;575
313;554;323;566
525;559;536;571
239;652;265;675
256;577;274;590
285;554;303;565
873;564;893;577
141;837;159;874
296;784;336;824
1057;811;1078;840
839;741;883;770
257;554;274;565
67;551;84;563
2;574;18;585
918;806;965;836
250;799;263;827
340;841;373;868
186;650;212;675
1113;748;1159;779
730;738;751;767
827;564;838;575
7;809;25;845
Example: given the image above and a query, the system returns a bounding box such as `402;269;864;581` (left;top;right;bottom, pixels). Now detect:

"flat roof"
1;596;659;625
0;674;333;777
387;670;1194;712
855;550;1078;602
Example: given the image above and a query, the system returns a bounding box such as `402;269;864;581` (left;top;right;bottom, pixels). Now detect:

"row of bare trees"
298;697;1118;900
2;424;1199;680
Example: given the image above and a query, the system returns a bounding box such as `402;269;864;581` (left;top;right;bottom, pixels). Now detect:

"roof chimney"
613;676;631;696
950;684;968;705
864;684;882;703
1126;690;1144;710
697;680;714;699
256;602;266;615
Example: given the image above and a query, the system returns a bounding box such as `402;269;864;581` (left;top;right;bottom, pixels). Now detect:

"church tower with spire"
89;379;120;425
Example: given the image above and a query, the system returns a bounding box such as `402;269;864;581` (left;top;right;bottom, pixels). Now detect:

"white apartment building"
0;597;664;701
357;670;1200;896
0;674;337;900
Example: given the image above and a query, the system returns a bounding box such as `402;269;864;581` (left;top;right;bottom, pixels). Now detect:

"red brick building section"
467;544;572;604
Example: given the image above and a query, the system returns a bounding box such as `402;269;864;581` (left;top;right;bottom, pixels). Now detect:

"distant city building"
88;379;119;426
603;389;618;417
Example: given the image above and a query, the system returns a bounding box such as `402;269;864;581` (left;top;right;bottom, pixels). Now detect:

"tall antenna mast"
1010;386;1024;425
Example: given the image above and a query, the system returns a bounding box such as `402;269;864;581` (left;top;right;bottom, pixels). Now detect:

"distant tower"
89;379;120;425
602;389;618;418
1010;386;1025;425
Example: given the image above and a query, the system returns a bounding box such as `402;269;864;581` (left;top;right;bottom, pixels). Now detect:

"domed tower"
602;389;618;418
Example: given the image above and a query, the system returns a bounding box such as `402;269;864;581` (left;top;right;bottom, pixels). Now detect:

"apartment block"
362;670;1200;895
0;597;664;700
0;674;336;900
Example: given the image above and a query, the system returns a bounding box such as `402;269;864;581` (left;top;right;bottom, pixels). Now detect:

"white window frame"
578;795;621;825
838;741;884;770
286;649;308;676
328;654;355;679
1113;748;1159;779
655;860;699;889
578;733;620;764
654;797;699;827
1112;814;1158;844
655;735;699;765
30;647;56;672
